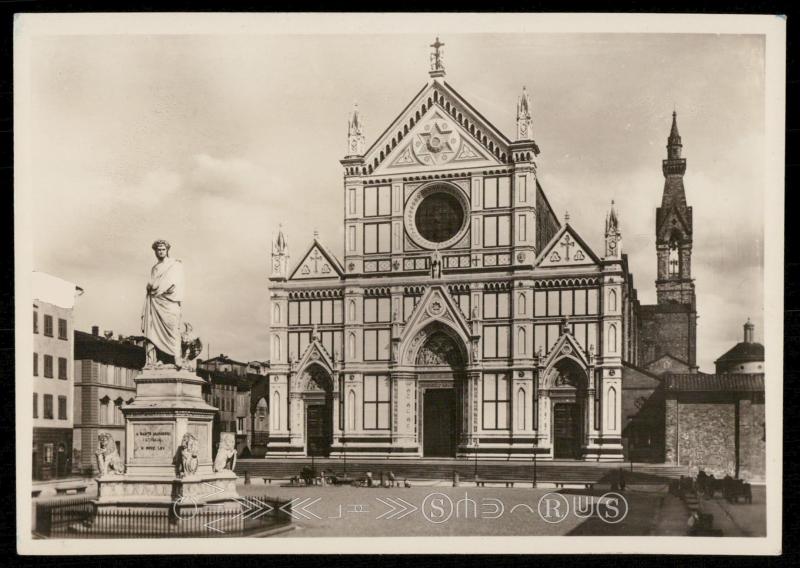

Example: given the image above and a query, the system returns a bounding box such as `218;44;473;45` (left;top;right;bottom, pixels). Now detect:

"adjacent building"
73;327;144;475
662;320;765;481
32;271;82;480
197;362;256;457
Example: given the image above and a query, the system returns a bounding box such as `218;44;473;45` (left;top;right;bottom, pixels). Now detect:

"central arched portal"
302;365;334;457
415;329;467;458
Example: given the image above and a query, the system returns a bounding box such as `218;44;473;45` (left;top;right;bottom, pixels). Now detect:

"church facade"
263;42;657;462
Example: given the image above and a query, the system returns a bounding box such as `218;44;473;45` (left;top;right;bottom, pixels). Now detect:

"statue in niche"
416;332;462;368
95;432;125;477
431;248;442;279
213;432;237;473
554;368;577;388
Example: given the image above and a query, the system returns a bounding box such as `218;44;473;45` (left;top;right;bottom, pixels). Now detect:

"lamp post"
342;437;347;477
473;439;480;481
532;437;538;488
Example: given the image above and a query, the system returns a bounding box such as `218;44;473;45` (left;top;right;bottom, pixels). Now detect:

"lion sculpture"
177;433;199;478
95;432;125;476
213;432;237;473
180;322;203;369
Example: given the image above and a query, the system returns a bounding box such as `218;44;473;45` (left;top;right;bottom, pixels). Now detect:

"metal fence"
34;495;292;539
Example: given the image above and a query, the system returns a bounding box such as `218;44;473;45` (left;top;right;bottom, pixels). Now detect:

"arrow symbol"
376;497;418;520
279;497;321;520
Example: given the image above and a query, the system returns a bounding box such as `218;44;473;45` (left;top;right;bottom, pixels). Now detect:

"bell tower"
655;111;695;307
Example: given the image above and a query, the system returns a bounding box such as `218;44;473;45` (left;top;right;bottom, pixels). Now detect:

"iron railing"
34;495;291;539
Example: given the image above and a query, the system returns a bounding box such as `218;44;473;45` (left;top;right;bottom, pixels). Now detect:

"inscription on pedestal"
133;423;174;459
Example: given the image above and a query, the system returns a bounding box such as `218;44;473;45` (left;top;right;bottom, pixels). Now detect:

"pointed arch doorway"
548;358;589;460
302;365;334;457
416;329;467;458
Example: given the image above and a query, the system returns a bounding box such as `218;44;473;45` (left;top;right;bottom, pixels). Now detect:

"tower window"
669;240;680;276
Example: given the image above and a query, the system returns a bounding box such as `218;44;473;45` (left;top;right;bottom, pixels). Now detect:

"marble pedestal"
94;366;240;512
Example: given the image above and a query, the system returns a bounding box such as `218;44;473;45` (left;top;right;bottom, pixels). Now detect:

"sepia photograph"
14;12;785;555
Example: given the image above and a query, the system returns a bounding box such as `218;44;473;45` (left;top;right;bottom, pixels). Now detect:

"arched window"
256;397;268;431
348;300;356;322
517;327;527;355
272;335;281;360
669;238;680;276
608;324;617;353
516;388;526;430
517;293;526;315
348;333;356;359
99;396;110;425
609;289;617;312
347;390;356;430
114;398;124;425
606;387;617;430
272;303;281;324
272;392;281;430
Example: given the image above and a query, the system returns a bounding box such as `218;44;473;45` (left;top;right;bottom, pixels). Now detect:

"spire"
605;199;619;235
564;210;570;223
663;110;686;175
605;200;622;258
516;85;533;140
270;224;289;281
429;36;446;78
346;102;365;156
274;224;287;254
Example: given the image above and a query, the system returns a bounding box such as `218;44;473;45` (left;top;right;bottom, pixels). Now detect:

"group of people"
296;467;411;488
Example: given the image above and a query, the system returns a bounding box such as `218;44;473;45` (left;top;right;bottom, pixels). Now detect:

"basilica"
264;39;699;462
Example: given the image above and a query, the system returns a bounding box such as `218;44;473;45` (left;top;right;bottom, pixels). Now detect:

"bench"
262;477;273;485
54;484;87;496
475;479;519;487
553;481;597;490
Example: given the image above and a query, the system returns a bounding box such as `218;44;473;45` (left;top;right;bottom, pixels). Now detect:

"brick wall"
664;392;765;482
738;396;766;482
639;305;695;367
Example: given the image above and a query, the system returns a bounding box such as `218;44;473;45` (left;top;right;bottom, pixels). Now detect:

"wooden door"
553;403;581;459
423;389;456;457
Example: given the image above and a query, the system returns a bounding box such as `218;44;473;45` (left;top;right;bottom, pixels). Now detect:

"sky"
23;31;765;371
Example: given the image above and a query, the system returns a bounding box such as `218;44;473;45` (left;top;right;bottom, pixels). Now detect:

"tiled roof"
715;341;765;364
663;373;764;392
74;330;145;370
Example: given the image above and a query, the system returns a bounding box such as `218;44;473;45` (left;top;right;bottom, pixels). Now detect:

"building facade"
32;272;82;480
266;46;642;461
198;367;254;456
73;328;143;475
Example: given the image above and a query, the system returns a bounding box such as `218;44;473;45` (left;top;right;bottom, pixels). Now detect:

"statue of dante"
142;239;184;368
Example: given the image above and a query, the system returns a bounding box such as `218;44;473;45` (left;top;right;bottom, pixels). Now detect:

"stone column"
390;371;417;452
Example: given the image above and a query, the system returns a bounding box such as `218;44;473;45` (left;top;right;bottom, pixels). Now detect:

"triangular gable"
540;328;591;369
289;239;344;281
375;108;502;174
398;285;473;364
535;224;601;268
656;205;691;242
294;338;335;375
644;353;691;376
365;80;511;174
